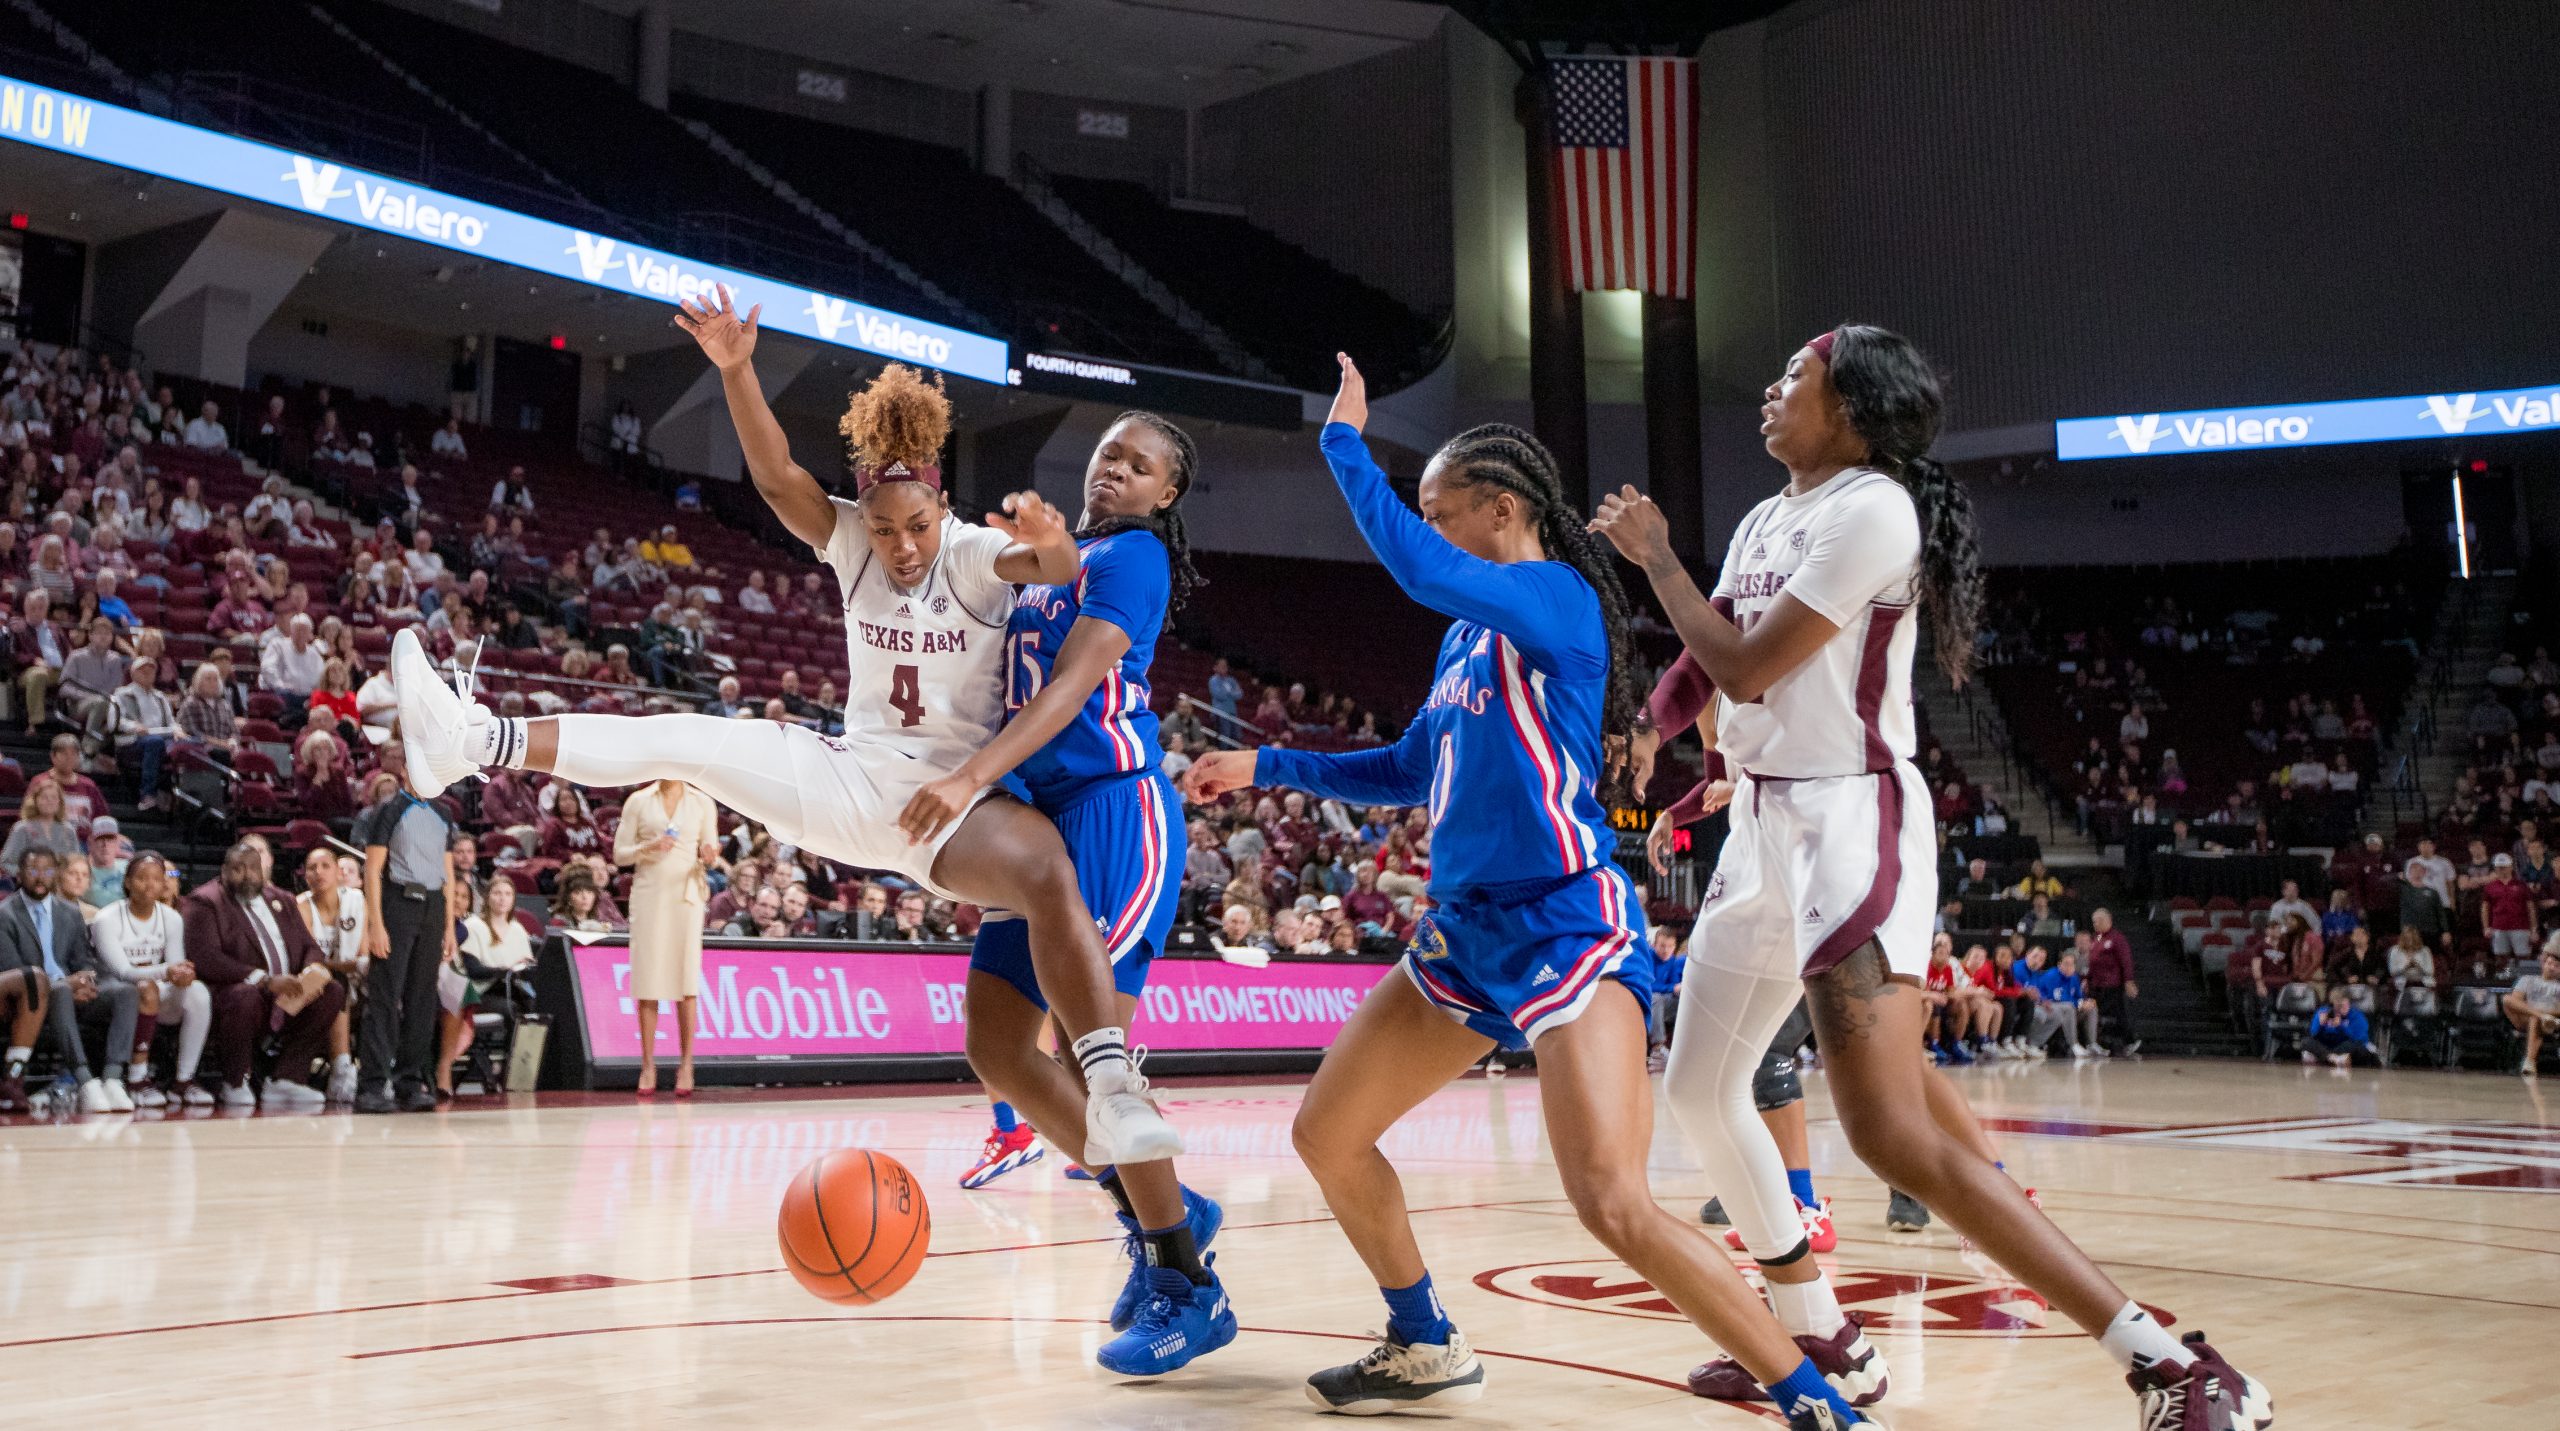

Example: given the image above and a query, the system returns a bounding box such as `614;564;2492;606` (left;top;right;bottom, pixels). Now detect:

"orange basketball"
778;1149;931;1305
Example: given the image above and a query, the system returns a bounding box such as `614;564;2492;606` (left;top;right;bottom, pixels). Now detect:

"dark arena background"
1;3;2555;1426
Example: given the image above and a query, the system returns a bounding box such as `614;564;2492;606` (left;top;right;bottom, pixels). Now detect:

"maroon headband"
854;460;942;496
1806;329;1839;364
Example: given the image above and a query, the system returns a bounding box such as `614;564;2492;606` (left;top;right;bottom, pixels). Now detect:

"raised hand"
989;490;1068;549
1588;484;1674;569
1327;352;1369;433
673;284;761;372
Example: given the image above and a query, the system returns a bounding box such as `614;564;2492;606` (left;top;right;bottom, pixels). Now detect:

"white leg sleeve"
1663;960;1816;1260
173;978;212;1082
545;713;812;836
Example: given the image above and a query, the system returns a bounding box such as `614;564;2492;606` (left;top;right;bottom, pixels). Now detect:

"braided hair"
1824;324;1984;685
1076;409;1204;620
1432;423;1645;802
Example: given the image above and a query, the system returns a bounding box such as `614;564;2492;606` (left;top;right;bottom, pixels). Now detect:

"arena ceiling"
574;0;1448;104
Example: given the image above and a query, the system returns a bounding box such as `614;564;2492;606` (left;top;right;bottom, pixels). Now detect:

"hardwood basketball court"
6;1060;2551;1428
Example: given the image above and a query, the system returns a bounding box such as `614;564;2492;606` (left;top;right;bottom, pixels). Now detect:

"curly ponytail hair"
1824;324;1984;685
1433;423;1645;801
1077;409;1204;618
837;362;950;476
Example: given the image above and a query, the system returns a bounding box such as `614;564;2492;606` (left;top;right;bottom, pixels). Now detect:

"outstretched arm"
674;285;834;552
1186;716;1435;811
1321;355;1593;667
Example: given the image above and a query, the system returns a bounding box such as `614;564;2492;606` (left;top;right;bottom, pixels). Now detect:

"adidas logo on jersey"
1532;964;1562;986
1803;905;1823;923
895;602;913;617
1749;542;1768;561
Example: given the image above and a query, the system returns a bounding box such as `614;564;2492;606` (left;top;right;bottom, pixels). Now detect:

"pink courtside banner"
572;944;1392;1060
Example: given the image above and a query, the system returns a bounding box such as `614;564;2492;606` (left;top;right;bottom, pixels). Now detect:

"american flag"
1547;56;1699;298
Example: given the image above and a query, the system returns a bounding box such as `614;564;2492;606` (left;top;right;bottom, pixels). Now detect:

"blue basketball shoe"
1110;1184;1223;1330
1095;1254;1235;1376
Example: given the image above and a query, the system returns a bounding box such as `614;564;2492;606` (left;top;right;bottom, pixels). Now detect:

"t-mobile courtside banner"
568;943;1392;1062
2054;381;2560;460
0;74;1008;384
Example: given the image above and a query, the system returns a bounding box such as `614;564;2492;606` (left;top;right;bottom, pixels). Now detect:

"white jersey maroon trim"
818;504;1013;772
1710;468;1922;779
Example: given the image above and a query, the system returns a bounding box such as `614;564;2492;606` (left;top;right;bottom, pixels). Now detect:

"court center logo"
1474;1259;2174;1339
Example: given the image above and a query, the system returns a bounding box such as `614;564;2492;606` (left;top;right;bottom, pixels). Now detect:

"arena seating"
1042;172;1444;393
669;96;1227;375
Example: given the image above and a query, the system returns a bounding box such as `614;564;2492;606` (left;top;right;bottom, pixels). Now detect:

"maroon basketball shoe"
1689;1312;1888;1407
2126;1333;2274;1430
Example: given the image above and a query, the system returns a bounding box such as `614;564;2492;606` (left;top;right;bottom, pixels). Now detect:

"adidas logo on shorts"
1532;964;1561;985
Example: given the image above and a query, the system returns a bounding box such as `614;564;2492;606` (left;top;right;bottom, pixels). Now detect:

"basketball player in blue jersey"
894;411;1231;1377
1182;355;1886;1429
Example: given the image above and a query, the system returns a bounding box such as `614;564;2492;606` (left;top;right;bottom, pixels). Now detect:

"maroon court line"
340;1313;1757;1417
1469;1202;2560;1316
0;1197;1545;1352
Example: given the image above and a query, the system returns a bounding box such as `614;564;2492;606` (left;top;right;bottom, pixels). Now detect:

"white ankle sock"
472;716;526;769
2100;1301;2190;1372
1766;1274;1848;1339
1072;1026;1136;1094
5;1045;28;1077
332;1053;354;1072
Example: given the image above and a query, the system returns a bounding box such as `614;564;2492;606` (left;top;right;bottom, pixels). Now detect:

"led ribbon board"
2055;382;2560;460
0;75;1009;384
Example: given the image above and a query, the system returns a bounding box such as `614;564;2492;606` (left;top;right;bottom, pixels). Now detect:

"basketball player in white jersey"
1594;324;2272;1431
391;285;1178;1169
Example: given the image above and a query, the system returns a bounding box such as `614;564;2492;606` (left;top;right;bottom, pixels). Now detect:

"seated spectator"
883;889;940;942
702;675;751;719
90;851;204;1107
1212;903;1272;955
182;401;228;452
2025;945;2101;1057
550;867;617;932
2319;888;2361;943
2266;879;2318;932
1954;856;2001;901
722;885;786;938
104;655;179;810
259;614;324;709
402;528;447;594
210;575;271;643
294;845;367;986
2008;858;2066;900
185;840;348;1108
640;523;694;570
284;500;337;551
56;614;126;750
3;847;138;1111
170;475;210;534
539;787;609;861
177;660;239;757
2385;925;2435;999
490;465;535;516
393;464;428;529
2503;950;2560;1076
2;769;81;868
430;417;468;459
2015;893;2064;936
244;476;292;538
2303;987;2376;1068
438;874;535;1094
737;570;776;614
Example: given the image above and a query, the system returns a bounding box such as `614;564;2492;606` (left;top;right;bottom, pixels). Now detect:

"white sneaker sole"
1305;1379;1486;1416
391;628;474;799
958;1145;1044;1189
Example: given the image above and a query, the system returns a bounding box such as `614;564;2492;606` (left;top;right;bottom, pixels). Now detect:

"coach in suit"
0;847;138;1113
186;840;345;1110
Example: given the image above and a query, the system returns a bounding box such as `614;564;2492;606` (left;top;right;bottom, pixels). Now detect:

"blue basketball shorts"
1400;863;1651;1053
969;771;1183;1012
